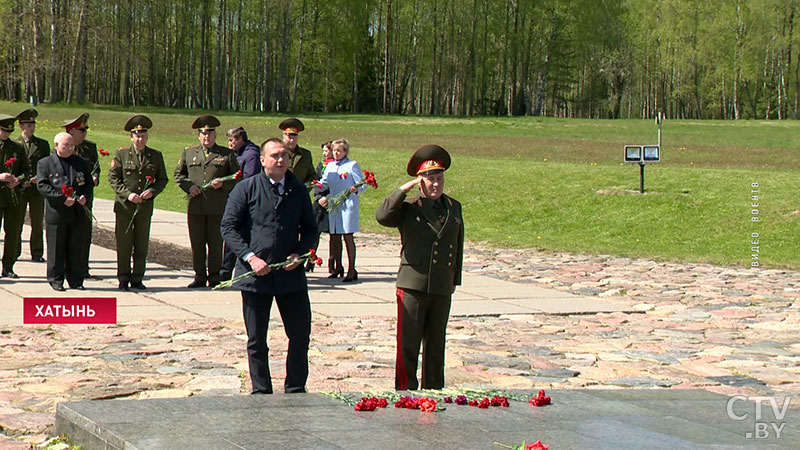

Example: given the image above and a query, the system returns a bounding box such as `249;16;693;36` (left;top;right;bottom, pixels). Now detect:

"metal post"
656;111;663;148
639;162;645;194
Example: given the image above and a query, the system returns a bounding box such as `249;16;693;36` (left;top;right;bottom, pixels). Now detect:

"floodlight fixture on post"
624;112;663;194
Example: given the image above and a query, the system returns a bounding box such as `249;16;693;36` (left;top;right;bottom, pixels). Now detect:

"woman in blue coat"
318;139;365;282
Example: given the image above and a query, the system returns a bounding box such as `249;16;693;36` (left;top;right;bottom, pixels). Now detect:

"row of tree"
0;0;797;119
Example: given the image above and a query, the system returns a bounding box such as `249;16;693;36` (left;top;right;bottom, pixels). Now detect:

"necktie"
273;182;282;207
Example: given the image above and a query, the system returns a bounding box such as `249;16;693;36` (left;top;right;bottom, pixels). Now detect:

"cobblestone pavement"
1;233;799;448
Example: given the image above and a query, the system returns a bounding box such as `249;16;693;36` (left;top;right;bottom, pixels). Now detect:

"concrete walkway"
1;199;631;326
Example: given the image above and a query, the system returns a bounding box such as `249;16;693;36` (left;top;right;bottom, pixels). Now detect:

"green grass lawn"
1;101;796;269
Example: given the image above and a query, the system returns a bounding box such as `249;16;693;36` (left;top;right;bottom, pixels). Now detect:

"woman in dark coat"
307;141;334;272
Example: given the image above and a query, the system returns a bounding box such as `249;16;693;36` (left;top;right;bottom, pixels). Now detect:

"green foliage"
2;101;796;269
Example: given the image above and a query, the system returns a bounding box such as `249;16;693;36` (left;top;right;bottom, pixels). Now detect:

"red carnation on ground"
98;148;110;156
529;390;551;407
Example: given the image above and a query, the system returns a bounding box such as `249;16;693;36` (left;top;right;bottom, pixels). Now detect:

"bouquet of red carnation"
61;184;94;223
4;158;18;206
213;249;323;290
529;389;551;407
325;170;378;213
125;175;155;234
494;440;549;450
189;170;242;199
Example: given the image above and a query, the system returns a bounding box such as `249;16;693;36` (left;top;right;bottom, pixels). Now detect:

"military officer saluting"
0;114;30;279
279;118;315;187
15;108;50;263
62;113;99;279
174;115;240;288
108;115;168;291
376;144;464;391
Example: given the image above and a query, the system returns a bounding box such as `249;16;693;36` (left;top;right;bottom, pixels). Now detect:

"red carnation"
234;169;243;180
525;441;549;450
529;390;551;407
61;185;74;197
4;158;16;167
98;148;110;156
145;175;155;184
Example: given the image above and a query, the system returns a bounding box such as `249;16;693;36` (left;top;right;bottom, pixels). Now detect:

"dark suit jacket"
376;189;464;295
221;170;317;295
36;153;94;225
236;140;261;180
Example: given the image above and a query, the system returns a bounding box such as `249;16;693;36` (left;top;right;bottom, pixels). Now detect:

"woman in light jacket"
318;138;365;282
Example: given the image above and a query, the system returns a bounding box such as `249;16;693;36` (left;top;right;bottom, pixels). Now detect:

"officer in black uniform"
15;108;50;263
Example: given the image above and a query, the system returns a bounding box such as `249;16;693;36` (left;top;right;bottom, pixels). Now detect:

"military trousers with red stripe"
395;287;452;390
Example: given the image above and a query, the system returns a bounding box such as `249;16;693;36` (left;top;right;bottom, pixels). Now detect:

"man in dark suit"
174;115;240;288
108;115;169;291
376;144;464;391
221;138;317;394
36;132;93;291
15;108;50;263
219;126;261;281
63;113;99;279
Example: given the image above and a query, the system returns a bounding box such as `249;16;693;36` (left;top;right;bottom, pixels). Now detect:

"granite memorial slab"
55;390;799;449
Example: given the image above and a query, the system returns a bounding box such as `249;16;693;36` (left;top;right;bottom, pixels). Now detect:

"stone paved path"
1;230;799;448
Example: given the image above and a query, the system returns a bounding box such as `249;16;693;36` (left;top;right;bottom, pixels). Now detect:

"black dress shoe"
208;280;220;289
187;279;207;289
130;281;147;290
50;283;65;292
118;281;130;291
72;285;85;290
32;256;45;263
2;270;18;279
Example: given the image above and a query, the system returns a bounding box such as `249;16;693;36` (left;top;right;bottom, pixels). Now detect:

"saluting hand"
400;176;423;194
247;255;272;276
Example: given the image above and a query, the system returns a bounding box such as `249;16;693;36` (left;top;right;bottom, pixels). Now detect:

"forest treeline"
0;0;797;119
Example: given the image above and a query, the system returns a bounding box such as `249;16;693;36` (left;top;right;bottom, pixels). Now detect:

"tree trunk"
290;0;307;112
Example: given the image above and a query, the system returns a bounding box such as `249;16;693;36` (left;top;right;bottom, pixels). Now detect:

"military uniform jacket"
15;135;50;198
36;153;93;225
289;145;315;186
376;189;464;295
108;145;169;214
75;139;99;185
220;170;317;296
173;143;240;215
0;139;30;209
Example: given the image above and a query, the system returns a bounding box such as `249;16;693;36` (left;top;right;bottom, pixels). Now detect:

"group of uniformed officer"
0;108;465;391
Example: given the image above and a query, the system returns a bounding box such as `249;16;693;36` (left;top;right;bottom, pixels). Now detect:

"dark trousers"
188;213;223;283
0;202;24;271
20;192;44;259
242;289;311;394
395;288;452;390
81;202;93;276
115;207;152;283
46;217;86;287
220;243;235;278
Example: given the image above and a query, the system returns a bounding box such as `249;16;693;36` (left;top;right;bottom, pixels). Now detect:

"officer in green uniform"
63;113;99;279
174;115;240;288
108;115;169;291
279;118;315;187
15;108;49;263
376;144;464;391
0;115;30;278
